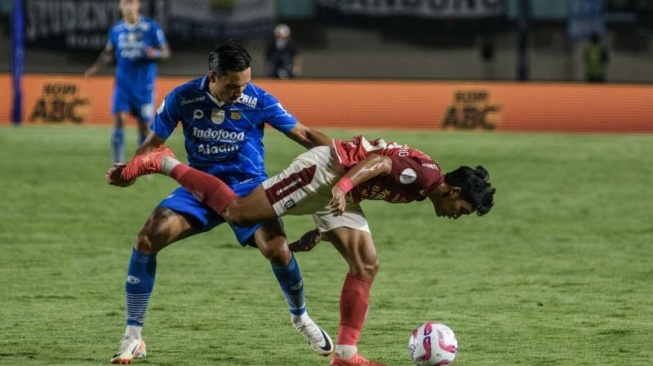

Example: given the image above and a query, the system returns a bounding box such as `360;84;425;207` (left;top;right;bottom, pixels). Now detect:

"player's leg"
111;189;216;364
325;227;386;366
120;149;278;225
111;84;131;164
111;112;129;164
246;219;334;356
310;208;387;366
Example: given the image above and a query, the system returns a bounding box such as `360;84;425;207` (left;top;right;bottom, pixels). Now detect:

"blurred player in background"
105;41;333;364
85;0;170;164
265;23;301;79
117;136;496;366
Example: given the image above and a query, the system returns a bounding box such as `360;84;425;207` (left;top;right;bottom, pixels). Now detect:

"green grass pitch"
0;124;651;365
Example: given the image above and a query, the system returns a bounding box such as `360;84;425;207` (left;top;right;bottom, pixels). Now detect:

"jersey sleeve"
152;21;168;47
151;90;181;139
261;91;297;133
106;27;115;49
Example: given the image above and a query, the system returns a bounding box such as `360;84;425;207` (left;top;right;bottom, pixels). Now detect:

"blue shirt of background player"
151;76;297;244
108;16;167;118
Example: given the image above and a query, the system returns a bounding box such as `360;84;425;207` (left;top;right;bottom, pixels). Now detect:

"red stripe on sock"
170;164;237;214
337;273;373;346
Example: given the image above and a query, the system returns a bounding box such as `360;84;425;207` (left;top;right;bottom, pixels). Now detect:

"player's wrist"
335;177;354;194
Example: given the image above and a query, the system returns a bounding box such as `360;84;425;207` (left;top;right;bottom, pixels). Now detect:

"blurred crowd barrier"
2;74;652;133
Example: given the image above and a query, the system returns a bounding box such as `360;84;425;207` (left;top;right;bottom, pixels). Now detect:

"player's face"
209;68;251;104
430;188;474;220
119;0;140;23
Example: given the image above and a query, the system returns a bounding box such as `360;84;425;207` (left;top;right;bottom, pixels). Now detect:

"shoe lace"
294;321;324;344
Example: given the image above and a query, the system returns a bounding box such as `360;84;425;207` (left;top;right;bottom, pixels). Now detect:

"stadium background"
1;0;653;133
1;2;653;365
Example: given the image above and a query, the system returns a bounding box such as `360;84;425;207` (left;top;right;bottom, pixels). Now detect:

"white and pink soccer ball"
408;322;458;365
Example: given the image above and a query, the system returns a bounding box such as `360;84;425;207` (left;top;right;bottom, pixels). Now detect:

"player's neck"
124;15;140;26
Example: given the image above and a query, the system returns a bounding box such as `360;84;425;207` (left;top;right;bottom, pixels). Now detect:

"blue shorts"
157;179;268;246
111;82;154;123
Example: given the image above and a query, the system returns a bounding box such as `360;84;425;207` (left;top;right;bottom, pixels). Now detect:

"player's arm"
84;45;114;77
146;43;171;60
329;154;392;215
284;121;331;149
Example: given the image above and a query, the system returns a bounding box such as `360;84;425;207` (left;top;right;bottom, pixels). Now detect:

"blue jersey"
108;16;167;91
152;76;298;187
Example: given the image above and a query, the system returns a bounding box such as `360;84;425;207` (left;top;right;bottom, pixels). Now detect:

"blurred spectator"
84;0;170;163
265;24;301;79
584;32;609;82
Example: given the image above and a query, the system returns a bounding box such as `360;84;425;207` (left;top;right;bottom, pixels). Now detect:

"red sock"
337;273;373;346
170;164;237;213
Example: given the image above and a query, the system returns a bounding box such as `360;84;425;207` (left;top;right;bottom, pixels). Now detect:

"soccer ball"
408;322;458;365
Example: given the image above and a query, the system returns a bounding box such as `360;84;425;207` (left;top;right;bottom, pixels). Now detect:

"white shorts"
262;146;371;234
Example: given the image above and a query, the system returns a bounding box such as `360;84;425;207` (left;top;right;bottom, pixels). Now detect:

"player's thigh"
111;85;131;116
325;226;378;276
262;146;337;217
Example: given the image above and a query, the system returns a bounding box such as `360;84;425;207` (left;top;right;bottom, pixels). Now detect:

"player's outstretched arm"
84;46;113;78
284;122;331;149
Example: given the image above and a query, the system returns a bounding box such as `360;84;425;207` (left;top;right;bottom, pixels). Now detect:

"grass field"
0;124;652;366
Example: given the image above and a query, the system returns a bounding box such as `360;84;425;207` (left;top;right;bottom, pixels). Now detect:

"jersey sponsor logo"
237;94;258;108
422;162;439;170
193;109;204;119
192;127;245;142
400;168;417;184
197;143;240;155
181;96;206;106
284;199;297;210
211;109;225;124
230;111;242;120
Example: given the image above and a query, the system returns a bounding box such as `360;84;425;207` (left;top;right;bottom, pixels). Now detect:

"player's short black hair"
208;40;252;77
445;165;495;216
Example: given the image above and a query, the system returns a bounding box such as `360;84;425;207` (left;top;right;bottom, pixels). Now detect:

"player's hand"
329;186;347;216
83;66;96;78
106;163;135;187
146;48;162;59
289;229;322;252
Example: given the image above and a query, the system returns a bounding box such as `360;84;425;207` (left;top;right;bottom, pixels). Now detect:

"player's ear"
448;186;462;198
208;71;217;83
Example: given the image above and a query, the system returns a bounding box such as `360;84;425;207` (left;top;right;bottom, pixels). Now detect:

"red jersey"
333;136;444;204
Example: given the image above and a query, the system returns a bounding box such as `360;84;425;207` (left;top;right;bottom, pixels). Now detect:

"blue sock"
111;128;125;163
125;248;156;327
271;255;306;316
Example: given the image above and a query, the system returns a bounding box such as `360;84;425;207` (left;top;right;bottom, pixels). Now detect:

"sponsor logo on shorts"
284;199;297;210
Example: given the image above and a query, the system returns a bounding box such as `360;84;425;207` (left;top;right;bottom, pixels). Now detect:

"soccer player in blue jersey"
85;0;170;164
105;41;334;364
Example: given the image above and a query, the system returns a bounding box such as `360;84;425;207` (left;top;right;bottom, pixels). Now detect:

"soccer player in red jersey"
115;135;495;366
